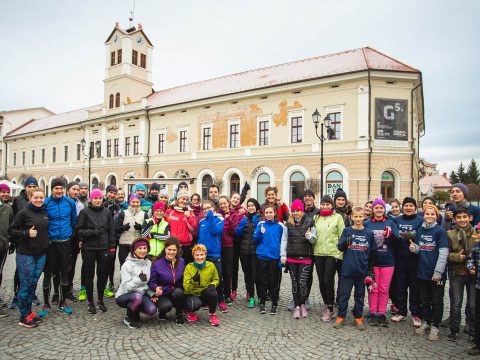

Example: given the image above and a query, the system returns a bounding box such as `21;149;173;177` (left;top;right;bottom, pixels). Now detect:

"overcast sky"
2;0;479;174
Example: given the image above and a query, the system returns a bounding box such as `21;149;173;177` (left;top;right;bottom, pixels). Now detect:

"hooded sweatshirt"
198;210;224;258
115;253;153;298
254;219;286;261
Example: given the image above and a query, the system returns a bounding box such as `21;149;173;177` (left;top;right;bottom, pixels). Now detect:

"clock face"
136;36;144;45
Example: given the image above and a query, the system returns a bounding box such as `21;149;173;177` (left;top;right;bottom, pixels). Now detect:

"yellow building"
4;23;425;206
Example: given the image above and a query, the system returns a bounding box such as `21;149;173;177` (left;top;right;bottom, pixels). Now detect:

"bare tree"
304;178;320;198
213;179;224;193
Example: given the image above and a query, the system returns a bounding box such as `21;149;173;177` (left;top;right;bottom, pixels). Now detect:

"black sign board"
374;98;408;141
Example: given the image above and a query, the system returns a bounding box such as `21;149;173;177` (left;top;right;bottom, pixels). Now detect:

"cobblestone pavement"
0;255;475;360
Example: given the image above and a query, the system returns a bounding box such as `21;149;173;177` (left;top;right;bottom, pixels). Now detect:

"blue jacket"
44;195;77;241
198;210;224;259
253;219;286;261
364;217;398;267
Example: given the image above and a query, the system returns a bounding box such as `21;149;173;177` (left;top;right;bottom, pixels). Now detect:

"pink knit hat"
153;202;166;212
290;199;304;212
89;189;104;201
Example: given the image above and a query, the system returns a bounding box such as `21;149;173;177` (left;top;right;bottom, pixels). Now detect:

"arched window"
109;94;114;109
381;171;395;201
109;175;117;186
257;173;270;204
127;175;135;195
201;174;213;200
230;174;240;195
115;92;120;108
92;177;99;189
157;175;166;190
290;171;305;202
326;171;343;197
74;177;81;183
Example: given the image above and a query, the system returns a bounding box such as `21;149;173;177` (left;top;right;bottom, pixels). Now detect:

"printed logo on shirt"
373;230;386;250
419;234;436;252
348;234;370;251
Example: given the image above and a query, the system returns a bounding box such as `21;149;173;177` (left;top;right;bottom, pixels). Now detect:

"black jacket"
76;204;115;251
9;205;50;256
285;216;314;258
12;190;29;216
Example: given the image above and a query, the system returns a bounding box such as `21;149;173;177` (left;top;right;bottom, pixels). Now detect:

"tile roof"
7;47;419;137
419;175;452;188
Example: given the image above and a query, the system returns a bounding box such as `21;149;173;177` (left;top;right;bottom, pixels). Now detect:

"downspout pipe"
144;106;151;178
367;69;372;199
411;80;422;197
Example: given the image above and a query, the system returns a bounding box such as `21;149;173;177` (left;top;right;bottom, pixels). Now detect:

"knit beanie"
153;202;166;212
24;176;38;187
451;183;468;197
291;199;305;212
178;181;189;190
303;189;315;199
132;239;149;252
402;196;417;208
372;198;386;208
150;182;160;191
105;185;118;193
320;195;334;206
128;194;141;203
423;204;439;217
334;188;347;201
66;181;79;191
159;188;169;197
134;184;147;193
79;182;88;188
89;189;104;200
246;198;261;212
177;189;189;199
0;184;10;192
51;177;66;189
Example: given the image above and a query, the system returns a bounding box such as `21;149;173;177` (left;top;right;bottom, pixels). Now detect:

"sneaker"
124;316;139;329
378;315;388;327
292;306;301;319
390;304;398;315
78;289;87;302
259;303;266;314
415;322;429;335
412;316;422;328
209;313;221;326
27;312;43;324
230;291;237;301
270;305;278;315
287;299;295;311
440;316;450;327
468;347;480;356
355;317;365;330
0;308;9;318
248;297;256;308
157;312;166;321
428;326;439;341
58;302;73;315
300;304;308;318
175;314;185;325
98;302;107;312
38;305;51;318
51;293;59;305
322;308;334;322
218;302;229;313
8;296;18;309
369;315;379;327
334;316;345;329
391;314;406;322
32;295;41;306
447;332;457;342
88;303;97;314
226;298;233;306
104;285;114;298
19;315;38;328
66;293;77;302
184;311;198;322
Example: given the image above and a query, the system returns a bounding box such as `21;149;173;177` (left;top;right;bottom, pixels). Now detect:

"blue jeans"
338;275;365;319
449;275;476;335
16;254;46;318
115;292;157;316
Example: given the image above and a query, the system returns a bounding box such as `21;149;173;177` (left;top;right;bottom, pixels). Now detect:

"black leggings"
182;245;194;265
222;247;234;300
82;249;109;303
185;286;218;314
419;278;445;328
105;246;116;285
314;256;338;309
43;241;71;305
157;287;185;316
118;244;130;267
257;259;280;306
288;261;313;307
240;254;257;297
232;240;241;292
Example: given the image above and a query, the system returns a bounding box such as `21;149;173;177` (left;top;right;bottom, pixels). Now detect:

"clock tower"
104;22;154;110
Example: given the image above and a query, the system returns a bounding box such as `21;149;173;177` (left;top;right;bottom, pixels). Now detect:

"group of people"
1;177;480;354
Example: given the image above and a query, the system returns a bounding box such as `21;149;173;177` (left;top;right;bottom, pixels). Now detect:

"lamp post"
312;109;331;198
81;139;101;190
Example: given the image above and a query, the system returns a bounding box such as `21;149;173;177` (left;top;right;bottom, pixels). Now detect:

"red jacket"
261;202;290;224
218;209;241;247
166;208;198;246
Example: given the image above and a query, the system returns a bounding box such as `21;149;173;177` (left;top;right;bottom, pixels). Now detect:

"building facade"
4;23;425;206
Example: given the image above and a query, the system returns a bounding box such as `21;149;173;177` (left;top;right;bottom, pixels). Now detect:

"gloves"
147;219;155;227
134;222;142;230
152;233;163;240
138;271;147;282
243;181;251;191
8;243;15;254
383;226;392;238
123;223;131;231
192;271;200;283
305;230;312;240
207;284;216;292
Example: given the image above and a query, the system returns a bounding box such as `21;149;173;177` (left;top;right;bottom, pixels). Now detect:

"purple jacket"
148;256;185;294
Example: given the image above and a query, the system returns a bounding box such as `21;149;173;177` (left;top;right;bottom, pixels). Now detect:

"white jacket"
119;207;145;245
115;254;153;298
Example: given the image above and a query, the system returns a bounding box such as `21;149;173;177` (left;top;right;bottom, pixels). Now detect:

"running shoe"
19;314;38;328
0;308;8;318
38;305;51;318
391;314;406;322
248;297;255;308
104;284;114;298
292;306;301;319
355;317;365;330
32;295;41;306
230;291;237;301
124;316;139;329
270;305;278;315
175;314;185;326
333;316;345;329
184;311;198;322
58;302;73;315
8;296;18;309
98;302;107;313
218;302;229;313
88;303;96;314
78;289;87;302
412;316;421;328
259;303;266;314
209;313;221;326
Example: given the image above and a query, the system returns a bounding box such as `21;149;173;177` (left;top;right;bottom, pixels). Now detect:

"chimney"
443;173;447;179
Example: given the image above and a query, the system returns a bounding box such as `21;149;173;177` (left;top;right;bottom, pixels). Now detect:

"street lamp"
81;139;101;190
312;109;331;198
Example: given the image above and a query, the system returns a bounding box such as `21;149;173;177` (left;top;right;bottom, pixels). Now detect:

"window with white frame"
327;111;342;140
202;125;212;150
326;170;343;197
257;116;270;146
290;116;303;143
158;131;166;154
228;120;240;148
179;128;188;152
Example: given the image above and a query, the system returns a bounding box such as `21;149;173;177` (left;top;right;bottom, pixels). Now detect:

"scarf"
28;202;45;212
193;261;206;269
320;209;334;217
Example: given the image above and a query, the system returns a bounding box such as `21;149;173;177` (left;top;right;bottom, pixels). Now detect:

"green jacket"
312;212;345;259
448;224;476;276
183;261;219;296
0;202;13;251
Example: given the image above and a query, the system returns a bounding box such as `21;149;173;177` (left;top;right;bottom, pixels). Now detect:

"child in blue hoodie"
335;207;376;330
254;204;287;315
